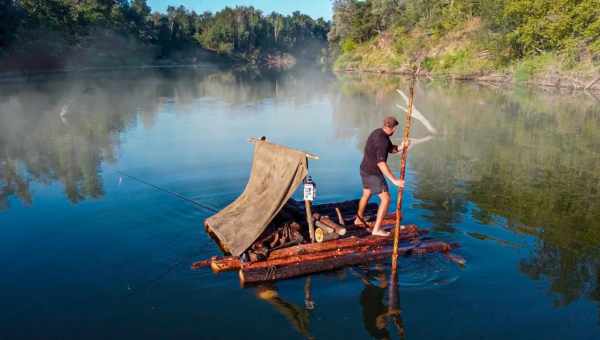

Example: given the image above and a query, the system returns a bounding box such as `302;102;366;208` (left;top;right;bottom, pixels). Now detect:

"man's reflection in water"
355;264;406;340
253;268;404;340
255;277;314;339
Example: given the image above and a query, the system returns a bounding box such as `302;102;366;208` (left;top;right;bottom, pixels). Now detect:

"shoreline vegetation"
328;0;599;91
336;67;600;92
1;1;598;92
0;1;328;76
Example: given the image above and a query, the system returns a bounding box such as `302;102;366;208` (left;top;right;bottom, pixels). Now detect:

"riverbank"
337;67;600;92
0;51;302;82
332;17;599;92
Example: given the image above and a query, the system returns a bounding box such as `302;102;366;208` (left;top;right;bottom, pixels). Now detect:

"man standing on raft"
354;116;407;236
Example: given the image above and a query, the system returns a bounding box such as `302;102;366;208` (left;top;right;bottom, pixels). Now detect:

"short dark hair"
383;116;399;128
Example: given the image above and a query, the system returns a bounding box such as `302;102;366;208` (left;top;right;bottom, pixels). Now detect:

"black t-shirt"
360;128;395;176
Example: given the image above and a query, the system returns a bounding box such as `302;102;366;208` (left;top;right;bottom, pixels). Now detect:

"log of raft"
191;224;423;271
314;220;334;234
312;213;346;236
239;241;454;285
319;216;346;236
209;256;241;272
314;226;339;242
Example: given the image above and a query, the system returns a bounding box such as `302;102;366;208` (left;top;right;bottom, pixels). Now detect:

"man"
354;116;407;236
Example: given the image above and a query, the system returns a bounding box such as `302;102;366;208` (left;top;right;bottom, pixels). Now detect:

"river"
1;67;599;339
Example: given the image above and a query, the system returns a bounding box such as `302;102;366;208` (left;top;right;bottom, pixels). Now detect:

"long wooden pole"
391;67;418;275
305;200;316;243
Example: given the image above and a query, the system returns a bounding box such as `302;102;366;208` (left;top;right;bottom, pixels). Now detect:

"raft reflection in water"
255;265;406;340
255;277;314;339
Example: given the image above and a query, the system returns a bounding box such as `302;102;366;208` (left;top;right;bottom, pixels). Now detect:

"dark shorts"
360;171;389;195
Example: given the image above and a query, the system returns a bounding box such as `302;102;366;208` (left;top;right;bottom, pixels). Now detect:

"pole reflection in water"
304;276;315;310
353;264;406;340
255;279;314;339
388;267;406;340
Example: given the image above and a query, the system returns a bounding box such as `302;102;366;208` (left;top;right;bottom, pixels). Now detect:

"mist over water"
1;68;600;339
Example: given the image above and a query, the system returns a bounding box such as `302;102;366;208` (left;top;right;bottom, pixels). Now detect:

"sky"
148;0;333;19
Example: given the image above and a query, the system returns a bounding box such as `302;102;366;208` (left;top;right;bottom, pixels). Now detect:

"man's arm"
377;161;404;187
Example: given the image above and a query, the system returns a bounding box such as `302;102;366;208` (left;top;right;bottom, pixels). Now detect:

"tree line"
0;0;330;72
328;0;599;70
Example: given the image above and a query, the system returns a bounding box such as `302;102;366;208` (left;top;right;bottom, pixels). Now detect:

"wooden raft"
195;222;422;273
193;206;464;284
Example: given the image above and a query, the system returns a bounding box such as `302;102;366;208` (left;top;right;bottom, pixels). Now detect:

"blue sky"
148;1;332;19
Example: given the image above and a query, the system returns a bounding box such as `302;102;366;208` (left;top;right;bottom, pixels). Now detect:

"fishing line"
116;170;219;213
113;170;220;302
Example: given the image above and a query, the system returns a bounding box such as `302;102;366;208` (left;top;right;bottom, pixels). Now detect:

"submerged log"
239;241;454;284
192;225;423;272
445;252;466;266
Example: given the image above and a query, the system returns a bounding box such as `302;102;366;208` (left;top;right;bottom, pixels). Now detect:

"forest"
0;0;330;72
1;1;598;84
328;0;599;85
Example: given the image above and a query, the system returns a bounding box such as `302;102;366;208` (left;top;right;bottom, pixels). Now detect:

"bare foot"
371;229;390;237
354;217;368;227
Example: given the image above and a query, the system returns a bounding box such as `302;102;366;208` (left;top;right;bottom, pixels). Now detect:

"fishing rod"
116;170;219;213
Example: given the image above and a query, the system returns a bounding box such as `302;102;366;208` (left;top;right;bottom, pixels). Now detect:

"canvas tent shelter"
205;140;314;256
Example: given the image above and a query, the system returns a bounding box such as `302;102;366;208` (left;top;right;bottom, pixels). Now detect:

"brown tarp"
205;140;309;256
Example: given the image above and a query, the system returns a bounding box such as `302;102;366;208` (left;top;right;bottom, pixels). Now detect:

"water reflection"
335;73;600;320
0;68;331;210
255;282;314;339
2;68;600;334
353;264;406;340
255;267;407;340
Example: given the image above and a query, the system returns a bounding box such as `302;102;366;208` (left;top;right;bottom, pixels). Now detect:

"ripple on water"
353;254;462;291
396;254;461;290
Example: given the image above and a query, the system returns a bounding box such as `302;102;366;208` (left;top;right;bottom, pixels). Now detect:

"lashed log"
241;240;448;271
190;258;211;269
347;214;401;235
210;256;241;272
239;241;454;284
192;225;422;272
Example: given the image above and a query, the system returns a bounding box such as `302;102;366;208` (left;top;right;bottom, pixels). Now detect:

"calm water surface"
1;68;600;339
